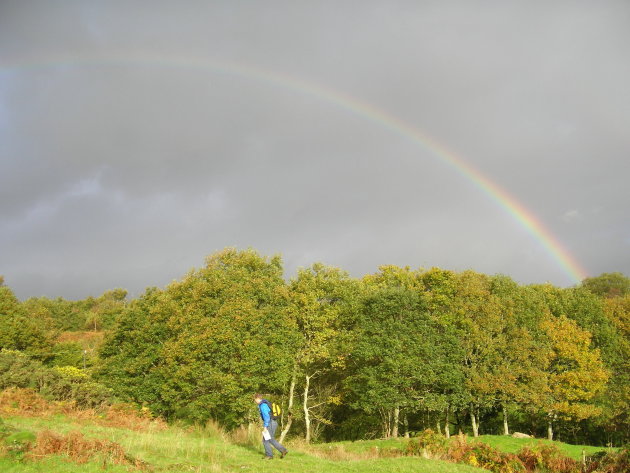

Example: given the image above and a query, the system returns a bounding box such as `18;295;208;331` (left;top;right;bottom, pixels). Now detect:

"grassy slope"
2;415;484;473
470;435;606;460
313;435;609;461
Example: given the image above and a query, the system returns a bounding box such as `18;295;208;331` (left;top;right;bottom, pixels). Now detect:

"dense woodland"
0;249;628;447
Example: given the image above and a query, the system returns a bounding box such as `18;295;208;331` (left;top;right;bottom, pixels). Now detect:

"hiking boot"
280;450;288;459
263;456;273;460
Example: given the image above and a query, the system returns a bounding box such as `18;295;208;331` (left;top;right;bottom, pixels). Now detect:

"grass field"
1;415;484;473
1;415;614;473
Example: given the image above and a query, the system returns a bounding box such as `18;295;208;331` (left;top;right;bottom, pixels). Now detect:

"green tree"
417;267;468;436
0;350;112;408
473;276;549;437
448;270;510;437
582;272;630;298
89;289;127;330
598;295;630;444
347;285;420;438
0;285;20;317
100;248;299;428
347;267;464;439
161;249;298;427
287;263;359;442
0;349;56;392
22;296;84;332
98;287;173;415
0;286;53;360
51;342;85;368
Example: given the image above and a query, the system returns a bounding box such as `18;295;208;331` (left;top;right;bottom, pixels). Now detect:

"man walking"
254;393;288;460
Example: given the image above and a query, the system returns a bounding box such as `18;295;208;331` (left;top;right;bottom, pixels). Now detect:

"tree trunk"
502;405;509;436
547;417;553;441
279;365;297;443
477;406;481;435
437;417;442;435
454;411;463;435
445;406;450;439
379;408;391;439
392;406;400;438
304;373;312;443
403;414;410;438
470;405;479;437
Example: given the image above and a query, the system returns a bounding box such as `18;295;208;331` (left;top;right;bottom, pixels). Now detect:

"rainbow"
0;54;589;283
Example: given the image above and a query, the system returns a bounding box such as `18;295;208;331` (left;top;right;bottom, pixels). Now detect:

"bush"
0;429;150;469
406;429;449;458
465;442;525;473
49;366;113;409
448;435;525;473
517;443;580;473
27;430;148;468
585;445;629;473
101;403;166;431
406;431;524;473
0;388;51;415
50;342;85;368
0;350;114;409
0;350;56;391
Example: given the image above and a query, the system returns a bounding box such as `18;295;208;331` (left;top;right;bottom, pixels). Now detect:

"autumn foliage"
0;387;165;431
27;430;150;469
1;250;628;445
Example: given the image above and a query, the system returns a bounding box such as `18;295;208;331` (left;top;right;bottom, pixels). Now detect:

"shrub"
448;435;525;473
406;431;524;472
0;388;51;415
71;381;113;409
405;429;449;458
49;367;113;409
102;403;166;431
50;342;85;368
585;445;629;473
27;430;150;469
0;350;114;409
0;388;165;431
466;442;525;473
0;350;56;392
517;443;580;473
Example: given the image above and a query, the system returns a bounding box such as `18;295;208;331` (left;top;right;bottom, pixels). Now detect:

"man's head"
254;393;263;405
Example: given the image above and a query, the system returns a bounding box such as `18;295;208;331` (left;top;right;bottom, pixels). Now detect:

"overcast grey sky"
1;1;628;300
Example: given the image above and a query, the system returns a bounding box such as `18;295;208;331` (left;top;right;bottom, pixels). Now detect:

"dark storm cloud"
1;0;628;299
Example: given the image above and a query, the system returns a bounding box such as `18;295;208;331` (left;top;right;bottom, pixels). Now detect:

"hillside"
1;414;485;473
3;412;623;473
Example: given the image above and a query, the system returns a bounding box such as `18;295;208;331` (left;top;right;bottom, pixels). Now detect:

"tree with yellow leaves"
538;314;609;440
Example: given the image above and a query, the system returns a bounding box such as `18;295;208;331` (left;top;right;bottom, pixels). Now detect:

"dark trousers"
263;419;287;458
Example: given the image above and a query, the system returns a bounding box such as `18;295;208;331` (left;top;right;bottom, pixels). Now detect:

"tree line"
0;250;628;446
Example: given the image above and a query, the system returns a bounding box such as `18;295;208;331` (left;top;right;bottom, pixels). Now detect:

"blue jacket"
259;400;272;428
